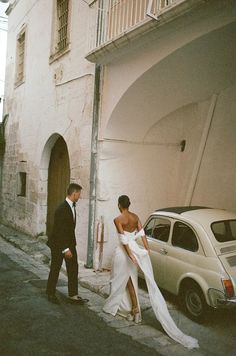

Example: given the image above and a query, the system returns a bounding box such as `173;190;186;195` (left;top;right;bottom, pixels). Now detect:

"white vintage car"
137;207;236;321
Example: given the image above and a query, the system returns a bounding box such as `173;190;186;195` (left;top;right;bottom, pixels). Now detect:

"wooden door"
47;136;70;237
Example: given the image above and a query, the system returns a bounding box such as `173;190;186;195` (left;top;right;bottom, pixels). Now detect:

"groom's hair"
67;183;82;195
118;195;130;209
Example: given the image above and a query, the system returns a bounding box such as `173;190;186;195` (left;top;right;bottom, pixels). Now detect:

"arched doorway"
46;136;70;237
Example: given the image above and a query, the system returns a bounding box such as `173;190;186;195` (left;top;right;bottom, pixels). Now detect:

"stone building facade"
1;0;95;263
1;0;236;268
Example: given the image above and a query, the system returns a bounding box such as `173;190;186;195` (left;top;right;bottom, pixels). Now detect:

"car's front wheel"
180;282;208;322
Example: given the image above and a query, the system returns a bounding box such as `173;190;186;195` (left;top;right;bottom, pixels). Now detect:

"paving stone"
106;318;132;328
142;335;172;348
118;324;161;339
156;343;205;356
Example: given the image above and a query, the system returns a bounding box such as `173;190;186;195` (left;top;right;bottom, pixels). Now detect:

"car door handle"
160;248;168;255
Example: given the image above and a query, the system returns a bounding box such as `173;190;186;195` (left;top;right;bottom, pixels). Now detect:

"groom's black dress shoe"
68;295;89;305
47;294;60;304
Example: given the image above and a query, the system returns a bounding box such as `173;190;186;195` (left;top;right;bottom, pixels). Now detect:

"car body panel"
218;253;236;290
146;238;167;286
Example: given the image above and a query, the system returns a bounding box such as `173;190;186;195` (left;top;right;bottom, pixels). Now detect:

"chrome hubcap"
186;290;202;316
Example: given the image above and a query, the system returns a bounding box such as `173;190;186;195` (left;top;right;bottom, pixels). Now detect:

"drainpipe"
0;114;8;217
85;64;101;268
185;94;218;205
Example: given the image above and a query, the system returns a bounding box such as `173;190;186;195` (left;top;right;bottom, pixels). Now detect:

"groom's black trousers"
46;246;78;297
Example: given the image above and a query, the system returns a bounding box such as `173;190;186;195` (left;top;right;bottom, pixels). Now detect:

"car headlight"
208;288;226;307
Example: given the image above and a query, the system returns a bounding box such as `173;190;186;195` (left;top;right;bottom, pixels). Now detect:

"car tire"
180;282;208;322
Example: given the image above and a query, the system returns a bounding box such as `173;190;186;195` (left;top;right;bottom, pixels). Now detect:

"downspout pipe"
85;64;101;268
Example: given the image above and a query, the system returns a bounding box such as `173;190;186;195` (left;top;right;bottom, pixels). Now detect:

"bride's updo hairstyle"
118;195;130;209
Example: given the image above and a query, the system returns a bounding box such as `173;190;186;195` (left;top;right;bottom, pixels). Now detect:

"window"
57;0;69;52
211;220;236;243
144;218;170;242
15;28;26;85
172;221;198;252
17;172;27;197
50;0;71;60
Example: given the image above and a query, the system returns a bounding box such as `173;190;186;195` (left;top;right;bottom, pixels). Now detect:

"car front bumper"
208;288;236;308
217;298;236;306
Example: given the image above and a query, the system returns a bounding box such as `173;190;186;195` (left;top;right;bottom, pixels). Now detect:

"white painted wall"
97;86;236;268
99;2;236;140
192;85;236;212
95;2;236;268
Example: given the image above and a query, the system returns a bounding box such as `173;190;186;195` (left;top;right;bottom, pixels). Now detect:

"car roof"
153;206;236;225
155;206;209;214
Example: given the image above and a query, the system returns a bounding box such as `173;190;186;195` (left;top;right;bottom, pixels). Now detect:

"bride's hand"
130;254;138;265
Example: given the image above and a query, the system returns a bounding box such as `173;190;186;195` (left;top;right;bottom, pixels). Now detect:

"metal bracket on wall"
146;0;160;21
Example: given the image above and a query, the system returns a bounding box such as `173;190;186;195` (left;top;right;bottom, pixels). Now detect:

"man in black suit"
46;183;87;304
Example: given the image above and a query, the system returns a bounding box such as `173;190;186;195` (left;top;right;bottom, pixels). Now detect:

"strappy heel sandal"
126;313;134;321
126;307;141;323
132;307;141;324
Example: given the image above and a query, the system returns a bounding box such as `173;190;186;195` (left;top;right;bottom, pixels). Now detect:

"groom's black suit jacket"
48;200;76;251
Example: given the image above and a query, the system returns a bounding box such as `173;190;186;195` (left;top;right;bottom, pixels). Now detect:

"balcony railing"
88;0;186;53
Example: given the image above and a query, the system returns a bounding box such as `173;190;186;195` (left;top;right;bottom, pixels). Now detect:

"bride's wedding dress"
103;229;199;350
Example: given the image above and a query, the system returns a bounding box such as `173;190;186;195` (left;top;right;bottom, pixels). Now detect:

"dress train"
103;229;199;350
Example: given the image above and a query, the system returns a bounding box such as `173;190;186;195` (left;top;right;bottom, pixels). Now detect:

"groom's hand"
64;249;73;259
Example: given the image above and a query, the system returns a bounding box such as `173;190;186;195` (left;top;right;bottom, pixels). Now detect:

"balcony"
86;0;192;62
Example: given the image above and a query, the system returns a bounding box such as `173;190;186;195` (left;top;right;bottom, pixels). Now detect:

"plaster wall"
1;0;95;262
94;2;236;268
192;85;236;212
99;1;236;139
96;99;208;267
97;88;236;268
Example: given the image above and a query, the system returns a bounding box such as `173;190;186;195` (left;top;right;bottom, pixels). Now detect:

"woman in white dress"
103;195;199;350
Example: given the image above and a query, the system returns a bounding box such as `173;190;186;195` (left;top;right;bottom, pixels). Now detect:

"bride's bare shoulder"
113;214;123;226
114;214;122;222
129;211;139;221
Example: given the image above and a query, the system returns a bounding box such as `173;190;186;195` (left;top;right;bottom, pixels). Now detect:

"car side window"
144;218;170;242
172;221;198;252
231;221;236;239
144;218;155;237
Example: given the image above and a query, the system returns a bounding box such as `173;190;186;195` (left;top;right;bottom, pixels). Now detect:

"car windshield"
211;220;236;243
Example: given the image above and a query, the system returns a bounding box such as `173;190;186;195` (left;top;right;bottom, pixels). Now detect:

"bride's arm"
114;218;137;265
137;219;150;254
